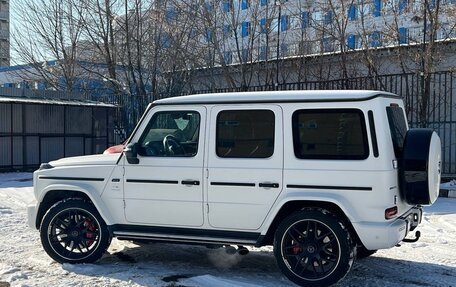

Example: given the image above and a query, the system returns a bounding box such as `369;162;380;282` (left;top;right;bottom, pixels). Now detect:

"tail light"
385;206;398;219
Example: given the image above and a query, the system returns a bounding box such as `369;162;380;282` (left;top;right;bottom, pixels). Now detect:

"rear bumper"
27;200;38;230
353;206;422;250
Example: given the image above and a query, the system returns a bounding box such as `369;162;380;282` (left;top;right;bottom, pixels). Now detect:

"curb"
439;189;456;198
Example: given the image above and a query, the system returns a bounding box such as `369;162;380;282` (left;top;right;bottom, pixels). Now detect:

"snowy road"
0;172;455;287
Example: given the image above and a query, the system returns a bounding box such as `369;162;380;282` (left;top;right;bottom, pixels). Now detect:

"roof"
0;95;117;107
154;90;400;105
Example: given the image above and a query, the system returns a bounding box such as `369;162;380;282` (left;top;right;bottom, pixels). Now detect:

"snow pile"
0;172;455;287
440;179;456;190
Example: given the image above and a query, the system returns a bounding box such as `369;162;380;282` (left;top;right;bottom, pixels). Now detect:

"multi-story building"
0;0;9;67
186;0;456;65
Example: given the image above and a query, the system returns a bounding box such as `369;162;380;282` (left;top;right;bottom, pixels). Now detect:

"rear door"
207;105;283;230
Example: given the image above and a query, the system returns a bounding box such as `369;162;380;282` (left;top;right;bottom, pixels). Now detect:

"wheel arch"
258;200;361;247
35;186;113;229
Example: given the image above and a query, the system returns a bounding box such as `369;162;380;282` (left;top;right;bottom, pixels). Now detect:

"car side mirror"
124;143;139;164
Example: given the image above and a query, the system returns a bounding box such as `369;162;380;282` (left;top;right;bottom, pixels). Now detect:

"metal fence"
101;71;456;176
0;101;117;171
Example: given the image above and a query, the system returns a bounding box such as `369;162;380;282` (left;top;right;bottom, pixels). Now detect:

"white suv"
28;91;441;287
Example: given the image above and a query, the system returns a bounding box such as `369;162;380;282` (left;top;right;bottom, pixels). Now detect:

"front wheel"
40;199;111;263
273;209;355;287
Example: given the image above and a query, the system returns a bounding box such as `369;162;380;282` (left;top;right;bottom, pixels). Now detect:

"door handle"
181;180;200;186
259;182;279;188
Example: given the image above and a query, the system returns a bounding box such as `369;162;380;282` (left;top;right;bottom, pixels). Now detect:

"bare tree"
12;0;85;91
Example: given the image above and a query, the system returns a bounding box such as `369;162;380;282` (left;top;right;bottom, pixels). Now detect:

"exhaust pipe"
224;245;237;254
236;245;249;256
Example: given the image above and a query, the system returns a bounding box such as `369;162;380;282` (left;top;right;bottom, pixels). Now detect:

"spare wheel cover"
401;129;441;205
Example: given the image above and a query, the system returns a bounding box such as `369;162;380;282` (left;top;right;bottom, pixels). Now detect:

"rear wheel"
273;209;355;287
40;199;111;263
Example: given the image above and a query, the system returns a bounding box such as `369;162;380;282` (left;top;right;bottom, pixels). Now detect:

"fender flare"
38;183;114;226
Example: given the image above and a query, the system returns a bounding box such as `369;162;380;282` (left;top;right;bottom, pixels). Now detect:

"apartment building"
193;0;456;65
0;0;9;67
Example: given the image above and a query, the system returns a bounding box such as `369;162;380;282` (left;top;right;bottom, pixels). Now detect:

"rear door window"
386;106;408;158
216;110;275;158
292;109;369;160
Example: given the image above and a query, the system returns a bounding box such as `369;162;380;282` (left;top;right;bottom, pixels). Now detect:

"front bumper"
352;206;422;250
27;200;38;230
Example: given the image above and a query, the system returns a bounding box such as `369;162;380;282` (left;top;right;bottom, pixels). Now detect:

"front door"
207;105;283;230
123;106;206;227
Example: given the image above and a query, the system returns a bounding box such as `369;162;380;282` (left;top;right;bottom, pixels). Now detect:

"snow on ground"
0;172;455;287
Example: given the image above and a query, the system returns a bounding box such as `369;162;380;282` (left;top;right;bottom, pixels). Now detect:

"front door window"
138;111;200;157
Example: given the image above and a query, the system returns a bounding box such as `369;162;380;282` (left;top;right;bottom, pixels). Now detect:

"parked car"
27;91;441;287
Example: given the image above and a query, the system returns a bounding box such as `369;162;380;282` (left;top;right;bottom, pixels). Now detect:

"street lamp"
275;0;282;88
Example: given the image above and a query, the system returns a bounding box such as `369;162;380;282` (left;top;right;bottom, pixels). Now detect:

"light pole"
421;0;428;127
275;0;282;89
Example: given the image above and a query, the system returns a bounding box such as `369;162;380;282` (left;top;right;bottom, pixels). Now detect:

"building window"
205;1;213;11
223;24;231;37
322;37;334;52
370;31;382;47
324;10;333;25
260;0;268;6
216;110;275;158
281;43;288;57
205;30;213;42
224;51;232;64
347;34;357;49
259;45;267;60
398;0;408;13
241;48;250;62
160;32;171;48
373;0;382;17
280;15;289;31
348;4;357;20
241;21;250;37
292;109;369;160
241;0;249;10
260;18;267;33
165;7;176;22
222;0;231;12
301;11;311;28
398;27;408;44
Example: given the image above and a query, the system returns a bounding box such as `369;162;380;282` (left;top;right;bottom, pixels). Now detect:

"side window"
138;111;200;157
386;106;407;158
216;110;275;158
292;109;369;160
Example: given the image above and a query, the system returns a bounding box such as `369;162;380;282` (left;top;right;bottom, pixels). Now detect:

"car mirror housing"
124;143;139;164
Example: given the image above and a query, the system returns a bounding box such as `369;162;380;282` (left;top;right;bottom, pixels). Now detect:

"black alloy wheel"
40;199;111;263
274;209;355;287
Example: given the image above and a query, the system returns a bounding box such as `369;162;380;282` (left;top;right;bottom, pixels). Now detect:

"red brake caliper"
84;218;97;247
292;241;302;254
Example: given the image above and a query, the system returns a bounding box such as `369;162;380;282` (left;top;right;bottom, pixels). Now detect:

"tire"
40;199;111;264
400;129;441;205
356;245;377;259
273;209;355;287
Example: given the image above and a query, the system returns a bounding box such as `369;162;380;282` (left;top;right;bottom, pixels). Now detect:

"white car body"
28;90;431;252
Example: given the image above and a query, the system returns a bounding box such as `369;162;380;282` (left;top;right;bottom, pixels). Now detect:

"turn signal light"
385;206;398;219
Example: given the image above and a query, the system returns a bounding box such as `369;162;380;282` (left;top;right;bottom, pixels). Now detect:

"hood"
49;154;121;167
